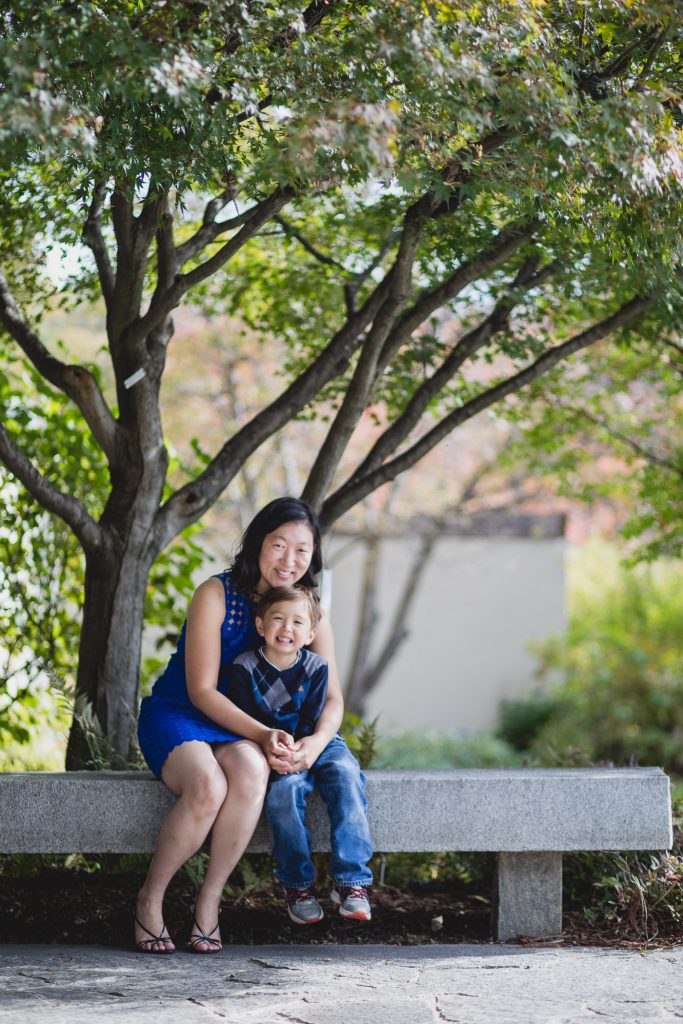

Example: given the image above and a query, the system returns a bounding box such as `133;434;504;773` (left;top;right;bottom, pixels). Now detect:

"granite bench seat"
0;767;672;941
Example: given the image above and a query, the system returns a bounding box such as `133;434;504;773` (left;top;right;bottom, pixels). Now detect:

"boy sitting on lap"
223;585;373;924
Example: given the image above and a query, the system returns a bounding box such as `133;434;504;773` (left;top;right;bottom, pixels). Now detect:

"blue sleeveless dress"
137;571;259;777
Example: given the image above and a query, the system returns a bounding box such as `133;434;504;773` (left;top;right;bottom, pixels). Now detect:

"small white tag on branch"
123;368;146;389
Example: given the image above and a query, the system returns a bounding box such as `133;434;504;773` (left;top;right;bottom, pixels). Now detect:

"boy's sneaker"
284;886;324;925
330;886;372;921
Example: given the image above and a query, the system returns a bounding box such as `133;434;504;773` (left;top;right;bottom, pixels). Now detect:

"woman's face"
257;520;315;593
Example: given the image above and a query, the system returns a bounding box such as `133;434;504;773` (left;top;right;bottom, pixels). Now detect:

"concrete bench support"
496;852;563;941
0;767;672;942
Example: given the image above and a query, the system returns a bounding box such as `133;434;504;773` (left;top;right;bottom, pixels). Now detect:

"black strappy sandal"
135;915;175;954
189;917;222;954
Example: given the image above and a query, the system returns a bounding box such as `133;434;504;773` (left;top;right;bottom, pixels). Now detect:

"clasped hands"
260;728;318;774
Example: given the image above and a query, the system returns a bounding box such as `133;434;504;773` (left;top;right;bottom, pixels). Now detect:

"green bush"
497;690;561;752
519;543;683;773
373;729;521;770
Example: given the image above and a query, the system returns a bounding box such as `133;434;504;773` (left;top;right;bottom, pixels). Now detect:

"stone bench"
0;767;672;941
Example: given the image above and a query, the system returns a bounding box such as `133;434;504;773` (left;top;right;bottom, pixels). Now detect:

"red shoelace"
338;886;367;901
286;886;317;905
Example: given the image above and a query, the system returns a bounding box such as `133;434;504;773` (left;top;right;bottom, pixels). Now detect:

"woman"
135;497;344;952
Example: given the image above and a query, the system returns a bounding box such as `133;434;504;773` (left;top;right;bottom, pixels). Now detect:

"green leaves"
527;543;683;774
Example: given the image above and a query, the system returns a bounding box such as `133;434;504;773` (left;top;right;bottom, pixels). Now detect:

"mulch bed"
0;871;492;947
1;869;680;949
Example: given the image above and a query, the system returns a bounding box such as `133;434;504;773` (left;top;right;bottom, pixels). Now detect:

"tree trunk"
65;541;156;769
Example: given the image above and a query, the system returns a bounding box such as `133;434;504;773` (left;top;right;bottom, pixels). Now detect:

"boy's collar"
258;646;301;672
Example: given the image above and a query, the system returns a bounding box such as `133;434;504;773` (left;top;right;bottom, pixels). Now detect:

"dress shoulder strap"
214;570;251;628
213;569;233;604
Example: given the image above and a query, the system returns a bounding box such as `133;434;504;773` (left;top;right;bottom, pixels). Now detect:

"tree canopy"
0;0;682;763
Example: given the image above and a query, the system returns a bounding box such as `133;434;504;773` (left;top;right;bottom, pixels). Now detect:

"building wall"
326;534;566;733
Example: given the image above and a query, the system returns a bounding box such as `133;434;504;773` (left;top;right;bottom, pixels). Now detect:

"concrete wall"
326;534;566;733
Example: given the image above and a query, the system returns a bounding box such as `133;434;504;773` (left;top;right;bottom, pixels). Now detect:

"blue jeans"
265;734;374;890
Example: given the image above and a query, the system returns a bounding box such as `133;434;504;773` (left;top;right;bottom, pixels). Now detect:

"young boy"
223;585;373;924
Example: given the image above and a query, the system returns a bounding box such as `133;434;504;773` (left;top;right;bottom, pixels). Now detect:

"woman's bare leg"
135;741;229;951
192;740;270;951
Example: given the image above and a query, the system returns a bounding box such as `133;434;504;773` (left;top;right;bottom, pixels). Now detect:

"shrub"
523;543;683;773
497;690;561;752
373;729;521;770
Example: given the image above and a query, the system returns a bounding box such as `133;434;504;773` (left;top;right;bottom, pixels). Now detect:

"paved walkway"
0;943;682;1024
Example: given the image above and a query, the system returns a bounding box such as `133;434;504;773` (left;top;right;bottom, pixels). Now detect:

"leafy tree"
0;1;682;765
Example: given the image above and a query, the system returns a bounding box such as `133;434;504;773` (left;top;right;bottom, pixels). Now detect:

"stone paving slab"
0;944;681;1024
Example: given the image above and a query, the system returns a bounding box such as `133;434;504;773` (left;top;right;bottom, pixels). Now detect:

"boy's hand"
260;728;295;763
282;735;325;772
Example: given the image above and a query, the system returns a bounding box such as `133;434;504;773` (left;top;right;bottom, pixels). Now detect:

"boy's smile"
256;597;316;669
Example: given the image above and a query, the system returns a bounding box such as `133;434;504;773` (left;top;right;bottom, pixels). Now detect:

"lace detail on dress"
217;570;249;629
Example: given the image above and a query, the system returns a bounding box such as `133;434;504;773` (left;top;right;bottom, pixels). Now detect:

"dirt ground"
0;869;495;948
1;867;679;950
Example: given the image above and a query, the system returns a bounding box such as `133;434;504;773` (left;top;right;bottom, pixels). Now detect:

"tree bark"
66;539;157;768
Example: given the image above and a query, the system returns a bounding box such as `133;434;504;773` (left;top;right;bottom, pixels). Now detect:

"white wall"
326;534;565;732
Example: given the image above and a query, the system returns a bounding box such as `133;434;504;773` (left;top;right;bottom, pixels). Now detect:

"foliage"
0;347;209;755
0;358;90;749
565;799;683;941
497;689;561;753
376;850;495;892
507;339;683;561
373;728;521;769
520;543;683;773
340;710;380;769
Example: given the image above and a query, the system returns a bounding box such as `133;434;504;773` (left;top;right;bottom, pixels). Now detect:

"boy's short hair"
255;585;322;627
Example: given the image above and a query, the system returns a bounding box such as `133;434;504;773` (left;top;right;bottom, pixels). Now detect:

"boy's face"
255;597;316;659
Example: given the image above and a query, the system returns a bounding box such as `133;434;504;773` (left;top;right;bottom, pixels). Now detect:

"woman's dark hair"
230;497;323;595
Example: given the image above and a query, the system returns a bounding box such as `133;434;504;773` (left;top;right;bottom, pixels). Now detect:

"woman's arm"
185;578;293;759
271;610;344;773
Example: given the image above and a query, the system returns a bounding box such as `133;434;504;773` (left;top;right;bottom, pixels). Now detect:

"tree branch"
355;255;559;480
133;185;296;343
175;180;240;268
320;293;655;528
378;219;539;365
301;200;427;508
274;214;349;273
155;193;176;292
430;128;511;218
180;186;295;290
0;424;103;552
637;22;671;86
0;270;119;462
577;25;664;98
345;228;402;314
153;191;531;543
82;179;115;308
108;184;165;347
560;401;683;476
234;93;273;125
153;259;407;546
110;185;135;265
599;25;662;79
